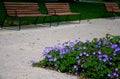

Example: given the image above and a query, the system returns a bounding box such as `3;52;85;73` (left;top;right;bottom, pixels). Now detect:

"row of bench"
1;2;120;30
1;2;81;30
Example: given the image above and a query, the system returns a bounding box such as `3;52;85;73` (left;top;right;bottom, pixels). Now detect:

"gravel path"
0;18;120;79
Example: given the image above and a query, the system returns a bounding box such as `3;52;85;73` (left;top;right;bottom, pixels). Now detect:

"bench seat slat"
105;3;120;12
4;2;38;5
4;2;43;17
53;12;80;15
45;3;72;15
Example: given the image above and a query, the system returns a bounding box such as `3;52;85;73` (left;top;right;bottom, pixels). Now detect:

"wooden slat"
45;3;71;14
3;2;44;17
4;2;38;5
105;3;120;12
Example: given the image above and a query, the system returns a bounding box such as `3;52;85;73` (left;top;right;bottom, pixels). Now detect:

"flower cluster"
107;68;119;78
33;34;120;79
98;51;108;62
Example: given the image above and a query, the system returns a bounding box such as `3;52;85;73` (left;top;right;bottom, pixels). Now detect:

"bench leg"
57;15;59;26
65;15;69;22
1;15;6;28
112;12;116;19
42;16;46;24
34;17;39;25
18;17;21;31
78;14;81;24
50;16;52;27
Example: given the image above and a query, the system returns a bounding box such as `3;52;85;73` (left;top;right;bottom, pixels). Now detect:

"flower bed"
33;34;120;79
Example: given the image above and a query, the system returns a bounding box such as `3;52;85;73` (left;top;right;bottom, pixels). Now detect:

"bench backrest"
4;2;41;16
45;3;71;14
105;3;120;12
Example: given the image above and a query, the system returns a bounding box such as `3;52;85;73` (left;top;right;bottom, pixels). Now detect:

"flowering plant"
33;34;120;79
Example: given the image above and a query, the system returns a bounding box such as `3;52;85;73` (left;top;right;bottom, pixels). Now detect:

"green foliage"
33;34;120;79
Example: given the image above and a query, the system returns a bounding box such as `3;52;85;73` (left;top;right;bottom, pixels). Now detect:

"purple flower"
69;42;74;47
42;51;47;57
77;60;80;64
98;54;108;62
85;40;89;43
71;47;74;50
47;54;52;58
107;73;111;77
42;47;53;56
83;46;86;49
75;39;80;43
113;52;117;56
86;53;89;57
54;63;57;67
60;47;67;55
44;47;52;52
115;47;120;52
74;65;78;71
104;40;109;44
98;55;102;61
53;58;57;62
92;52;96;55
63;41;68;45
111;44;118;48
103;58;107;62
78;47;81;50
98;41;101;45
96;45;100;48
53;46;59;51
30;59;35;63
119;40;120;43
115;74;119;77
65;48;69;52
98;51;102;55
109;62;112;65
76;56;79;59
109;57;112;61
115;68;118;72
113;72;118;77
74;65;77;69
49;58;53;61
60;47;69;54
79;53;83;57
103;54;108;58
83;52;87;55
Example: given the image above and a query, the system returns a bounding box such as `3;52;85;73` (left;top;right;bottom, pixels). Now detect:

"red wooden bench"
105;3;120;18
45;3;81;26
1;2;50;30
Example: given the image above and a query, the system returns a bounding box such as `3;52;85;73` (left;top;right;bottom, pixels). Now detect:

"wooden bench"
105;3;120;18
45;3;81;26
1;2;50;30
